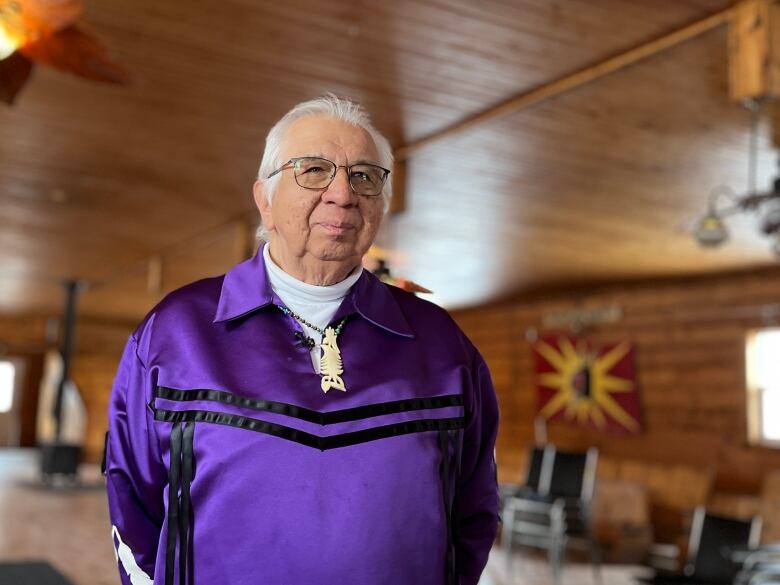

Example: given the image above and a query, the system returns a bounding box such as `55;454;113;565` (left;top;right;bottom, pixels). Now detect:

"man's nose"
321;167;357;205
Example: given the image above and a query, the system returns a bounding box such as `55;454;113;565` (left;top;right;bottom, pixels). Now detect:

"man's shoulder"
382;283;474;348
132;274;226;338
383;283;451;322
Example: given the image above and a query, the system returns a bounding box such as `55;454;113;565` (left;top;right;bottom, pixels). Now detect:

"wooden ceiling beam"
728;0;780;103
393;5;736;162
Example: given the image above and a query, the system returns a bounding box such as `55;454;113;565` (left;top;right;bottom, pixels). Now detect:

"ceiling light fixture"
0;0;129;105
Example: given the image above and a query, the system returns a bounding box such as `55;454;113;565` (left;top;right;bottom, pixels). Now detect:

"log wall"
452;267;780;495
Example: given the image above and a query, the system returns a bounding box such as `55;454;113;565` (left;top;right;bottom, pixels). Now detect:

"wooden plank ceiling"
1;0;776;322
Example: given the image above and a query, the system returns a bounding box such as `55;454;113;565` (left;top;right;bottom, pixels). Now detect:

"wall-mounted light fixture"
692;99;780;257
693;180;780;252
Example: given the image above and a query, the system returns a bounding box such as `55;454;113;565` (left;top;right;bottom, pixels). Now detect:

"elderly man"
105;95;499;585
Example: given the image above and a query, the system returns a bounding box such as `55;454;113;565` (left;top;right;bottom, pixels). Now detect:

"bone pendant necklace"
277;305;349;393
319;328;345;393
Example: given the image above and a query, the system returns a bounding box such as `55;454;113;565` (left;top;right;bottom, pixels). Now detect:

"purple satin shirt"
105;247;500;585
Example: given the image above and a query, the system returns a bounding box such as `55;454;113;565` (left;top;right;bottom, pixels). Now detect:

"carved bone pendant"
320;327;346;393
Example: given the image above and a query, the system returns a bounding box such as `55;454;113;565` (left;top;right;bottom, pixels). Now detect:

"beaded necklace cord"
276;305;349;336
276;305;350;394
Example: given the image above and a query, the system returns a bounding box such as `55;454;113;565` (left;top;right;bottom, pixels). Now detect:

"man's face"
255;116;385;273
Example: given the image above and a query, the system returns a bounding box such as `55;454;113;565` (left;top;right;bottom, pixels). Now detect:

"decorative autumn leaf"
20;25;130;84
0;50;32;103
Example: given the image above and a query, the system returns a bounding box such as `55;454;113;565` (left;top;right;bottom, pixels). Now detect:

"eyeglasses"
267;156;390;197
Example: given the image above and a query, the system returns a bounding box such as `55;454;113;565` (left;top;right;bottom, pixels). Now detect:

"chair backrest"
524;446;548;491
685;506;762;584
543;447;598;501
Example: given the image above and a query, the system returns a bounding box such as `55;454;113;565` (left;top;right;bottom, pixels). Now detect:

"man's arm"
456;351;500;585
105;335;167;585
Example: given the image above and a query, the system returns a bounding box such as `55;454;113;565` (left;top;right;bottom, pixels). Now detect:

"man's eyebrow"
293;153;327;159
293;154;383;166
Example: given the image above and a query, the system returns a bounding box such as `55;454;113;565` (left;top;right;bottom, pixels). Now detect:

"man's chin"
311;243;359;262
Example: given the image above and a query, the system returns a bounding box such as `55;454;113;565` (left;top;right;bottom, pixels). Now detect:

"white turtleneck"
263;244;362;372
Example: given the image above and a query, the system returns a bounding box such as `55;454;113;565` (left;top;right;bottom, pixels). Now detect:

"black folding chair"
502;446;600;584
733;542;780;585
638;506;761;585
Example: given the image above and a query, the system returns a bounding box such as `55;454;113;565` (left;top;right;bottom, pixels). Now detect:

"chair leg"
550;503;566;585
549;533;564;585
502;508;514;575
589;534;602;585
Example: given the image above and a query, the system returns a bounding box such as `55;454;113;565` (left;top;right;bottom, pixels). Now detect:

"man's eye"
302;166;327;174
351;171;370;181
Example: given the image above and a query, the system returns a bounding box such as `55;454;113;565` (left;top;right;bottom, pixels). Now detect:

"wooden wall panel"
453;267;780;495
17;353;44;448
71;353;124;463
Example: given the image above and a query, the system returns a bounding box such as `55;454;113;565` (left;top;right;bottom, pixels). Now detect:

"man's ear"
253;180;274;232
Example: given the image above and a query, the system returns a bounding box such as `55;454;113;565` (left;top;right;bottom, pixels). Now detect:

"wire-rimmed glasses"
267;156;390;197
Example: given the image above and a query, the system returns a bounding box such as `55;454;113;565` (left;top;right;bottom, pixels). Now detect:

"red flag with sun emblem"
533;336;642;435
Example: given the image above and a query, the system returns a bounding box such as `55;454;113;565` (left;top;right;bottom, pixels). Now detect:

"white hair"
255;94;394;241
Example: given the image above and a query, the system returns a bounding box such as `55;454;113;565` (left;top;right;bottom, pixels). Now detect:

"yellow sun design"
535;338;638;432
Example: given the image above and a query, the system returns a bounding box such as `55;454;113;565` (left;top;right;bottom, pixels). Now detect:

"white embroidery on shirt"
112;525;154;585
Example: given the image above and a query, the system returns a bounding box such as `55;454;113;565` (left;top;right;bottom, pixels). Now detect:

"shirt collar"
213;246;415;338
213;248;274;323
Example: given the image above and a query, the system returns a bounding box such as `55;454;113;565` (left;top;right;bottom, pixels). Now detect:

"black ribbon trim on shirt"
164;423;181;585
438;428;464;585
439;430;454;585
179;422;194;585
154;386;463;425
165;422;195;585
153;407;465;451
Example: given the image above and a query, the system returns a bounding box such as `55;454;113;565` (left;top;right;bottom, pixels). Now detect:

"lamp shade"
694;213;729;247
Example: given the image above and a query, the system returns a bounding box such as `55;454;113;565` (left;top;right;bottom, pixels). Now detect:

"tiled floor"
0;449;117;585
0;449;641;584
478;547;641;585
